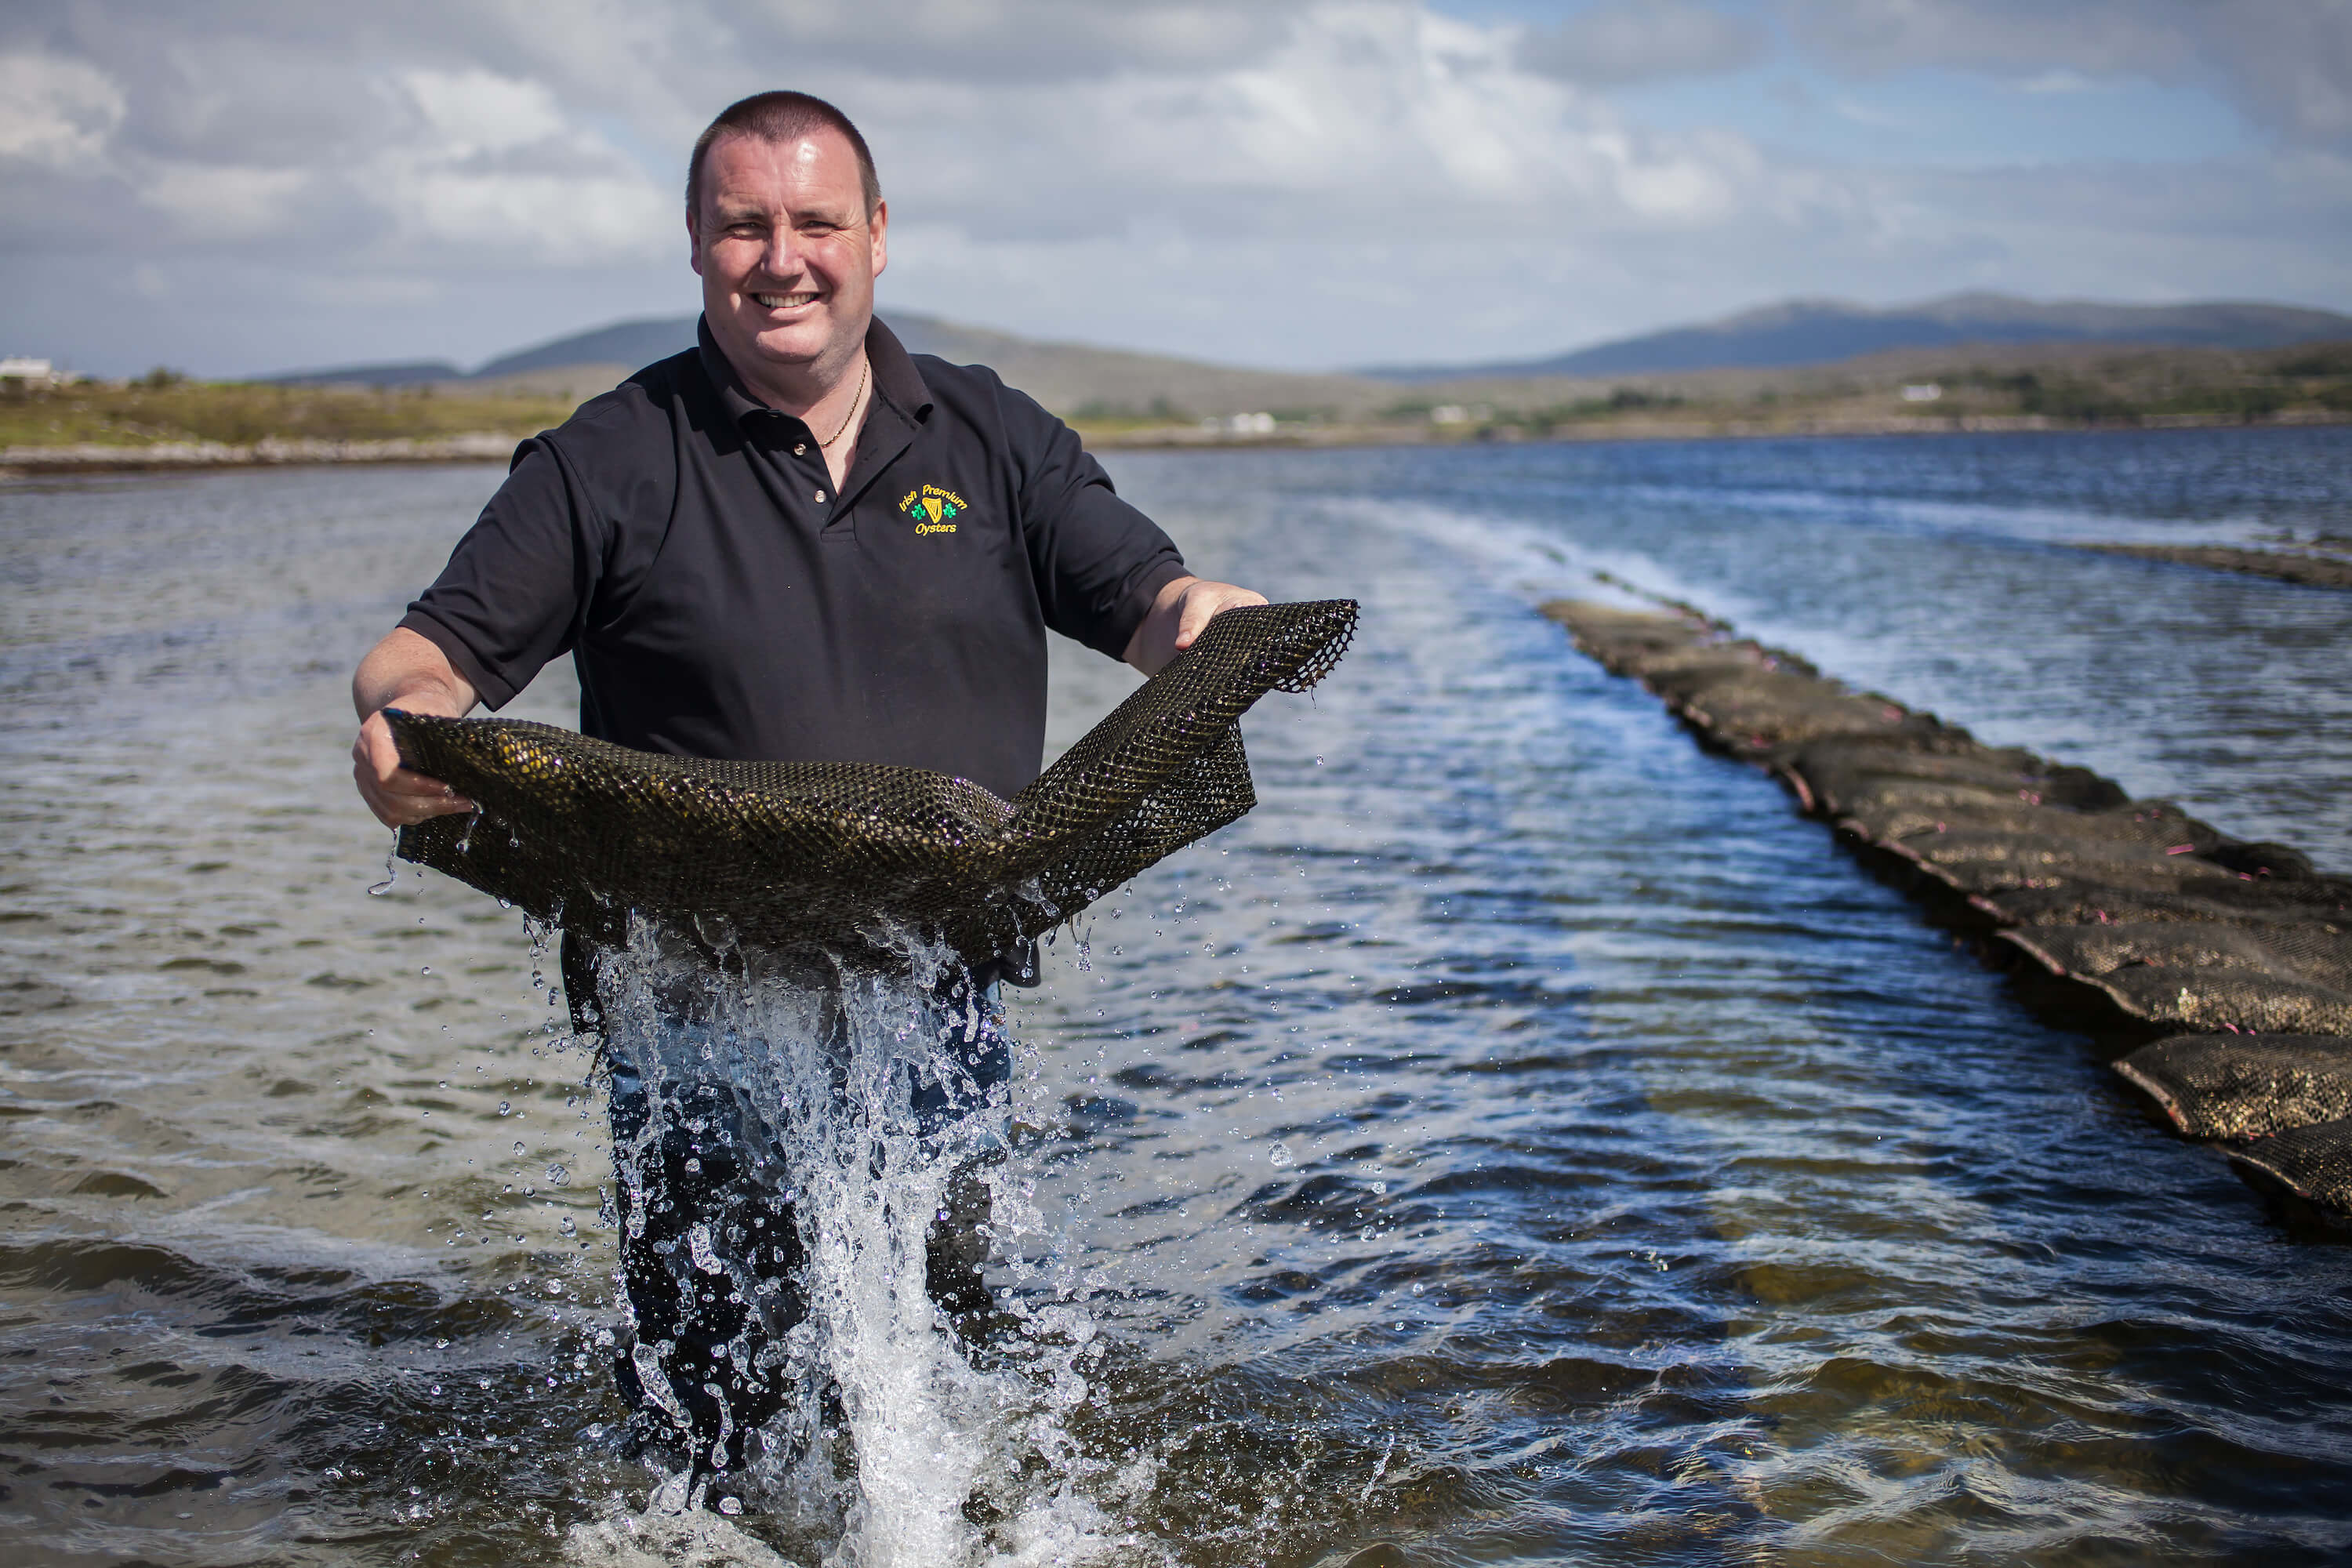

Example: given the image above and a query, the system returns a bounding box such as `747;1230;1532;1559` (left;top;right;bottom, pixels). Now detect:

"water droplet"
546;1163;570;1186
419;965;431;976
717;1495;742;1515
687;1224;724;1275
497;1101;511;1116
558;1216;577;1236
513;1142;527;1157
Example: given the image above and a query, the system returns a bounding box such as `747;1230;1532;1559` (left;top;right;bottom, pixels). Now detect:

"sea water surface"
2;426;2349;1565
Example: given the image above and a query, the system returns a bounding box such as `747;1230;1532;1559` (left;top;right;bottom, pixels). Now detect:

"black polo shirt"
398;316;1186;802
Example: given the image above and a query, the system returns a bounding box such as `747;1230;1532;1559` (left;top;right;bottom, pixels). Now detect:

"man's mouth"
752;291;820;310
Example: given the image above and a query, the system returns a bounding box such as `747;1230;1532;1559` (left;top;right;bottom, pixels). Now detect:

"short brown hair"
686;91;881;227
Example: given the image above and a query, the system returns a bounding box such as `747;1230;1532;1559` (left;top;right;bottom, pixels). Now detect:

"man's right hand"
350;628;481;829
351;709;475;828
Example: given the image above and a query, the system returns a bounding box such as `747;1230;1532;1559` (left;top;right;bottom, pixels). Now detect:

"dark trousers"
565;935;1010;1477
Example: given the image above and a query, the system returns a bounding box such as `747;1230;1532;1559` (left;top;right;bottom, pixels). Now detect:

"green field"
0;373;581;450
8;339;2351;457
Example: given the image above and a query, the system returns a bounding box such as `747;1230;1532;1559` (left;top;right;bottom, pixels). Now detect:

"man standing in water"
347;92;1262;1483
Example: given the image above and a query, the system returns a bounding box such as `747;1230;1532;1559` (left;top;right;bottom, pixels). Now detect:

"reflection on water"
2;430;2350;1565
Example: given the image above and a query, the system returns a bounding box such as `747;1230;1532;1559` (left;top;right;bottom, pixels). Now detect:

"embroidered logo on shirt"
897;484;965;535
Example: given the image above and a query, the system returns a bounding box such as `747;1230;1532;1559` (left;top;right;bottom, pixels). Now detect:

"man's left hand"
1123;575;1269;676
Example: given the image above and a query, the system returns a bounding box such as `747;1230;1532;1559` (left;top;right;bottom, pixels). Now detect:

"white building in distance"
0;357;61;387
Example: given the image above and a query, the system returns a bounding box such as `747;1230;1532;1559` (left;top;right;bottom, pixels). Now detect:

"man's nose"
758;227;805;280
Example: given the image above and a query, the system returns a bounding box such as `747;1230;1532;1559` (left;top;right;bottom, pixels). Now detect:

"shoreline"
1081;406;2352;451
2082;542;2352;591
6;407;2348;478
1543;595;2352;1224
0;433;521;477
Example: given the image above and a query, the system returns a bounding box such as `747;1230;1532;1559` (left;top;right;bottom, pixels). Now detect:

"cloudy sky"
4;1;2348;378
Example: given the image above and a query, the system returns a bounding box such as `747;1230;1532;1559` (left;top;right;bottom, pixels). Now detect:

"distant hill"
1360;294;2352;382
463;310;1066;379
265;310;1390;419
260;358;461;387
470;318;695;379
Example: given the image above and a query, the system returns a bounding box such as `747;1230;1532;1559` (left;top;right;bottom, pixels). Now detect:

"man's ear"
869;199;887;278
687;214;704;277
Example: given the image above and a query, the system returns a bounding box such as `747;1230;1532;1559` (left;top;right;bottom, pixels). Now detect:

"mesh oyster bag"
389;599;1356;964
2114;1033;2352;1140
2227;1117;2352;1213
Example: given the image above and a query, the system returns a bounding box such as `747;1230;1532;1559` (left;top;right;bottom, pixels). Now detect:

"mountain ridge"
263;310;1381;419
1357;292;2352;382
254;292;2352;415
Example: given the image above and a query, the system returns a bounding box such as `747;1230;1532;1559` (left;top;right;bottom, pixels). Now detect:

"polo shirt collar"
695;314;934;434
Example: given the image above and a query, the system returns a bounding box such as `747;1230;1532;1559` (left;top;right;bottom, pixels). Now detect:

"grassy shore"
0;373;578;458
1080;338;2352;448
6;339;2350;470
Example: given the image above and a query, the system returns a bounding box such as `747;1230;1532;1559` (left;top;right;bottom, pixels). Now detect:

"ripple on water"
5;439;2352;1563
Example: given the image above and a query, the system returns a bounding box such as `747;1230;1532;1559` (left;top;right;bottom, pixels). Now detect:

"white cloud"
0;0;2344;376
0;53;125;167
368;67;673;262
400;68;570;154
377;164;672;260
1519;0;1766;85
137;162;310;239
1780;0;2196;78
2014;70;2104;96
1782;0;2352;147
866;5;1813;241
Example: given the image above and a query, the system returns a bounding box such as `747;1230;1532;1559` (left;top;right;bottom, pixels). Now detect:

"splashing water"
563;918;1156;1566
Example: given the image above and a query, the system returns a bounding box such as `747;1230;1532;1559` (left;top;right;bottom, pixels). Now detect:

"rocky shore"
1544;597;2352;1222
7;409;2347;477
0;434;519;475
2081;543;2352;591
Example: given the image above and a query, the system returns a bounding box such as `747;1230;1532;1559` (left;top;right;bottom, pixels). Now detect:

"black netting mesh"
1785;733;2127;820
1980;880;2352;930
389;600;1356;964
2009;922;2352;984
1544;597;2351;1047
2089;972;2352;1036
1880;829;2259;898
2117;1034;2352;1139
2227;1117;2352;1213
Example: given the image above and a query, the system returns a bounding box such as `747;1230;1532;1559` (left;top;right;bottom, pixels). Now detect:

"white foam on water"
559;920;1160;1566
565;1473;804;1568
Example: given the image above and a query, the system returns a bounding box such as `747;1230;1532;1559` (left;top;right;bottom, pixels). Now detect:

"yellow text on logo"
897;483;965;535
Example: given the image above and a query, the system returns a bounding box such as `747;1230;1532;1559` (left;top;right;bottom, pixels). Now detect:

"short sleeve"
1006;390;1187;659
397;438;604;709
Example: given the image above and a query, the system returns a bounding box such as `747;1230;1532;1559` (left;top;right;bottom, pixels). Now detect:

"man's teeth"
753;292;818;308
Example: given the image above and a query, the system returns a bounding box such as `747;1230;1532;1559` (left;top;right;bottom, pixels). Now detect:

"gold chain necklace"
819;355;869;449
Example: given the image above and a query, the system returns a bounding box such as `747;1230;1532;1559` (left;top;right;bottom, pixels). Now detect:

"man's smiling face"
690;127;887;404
